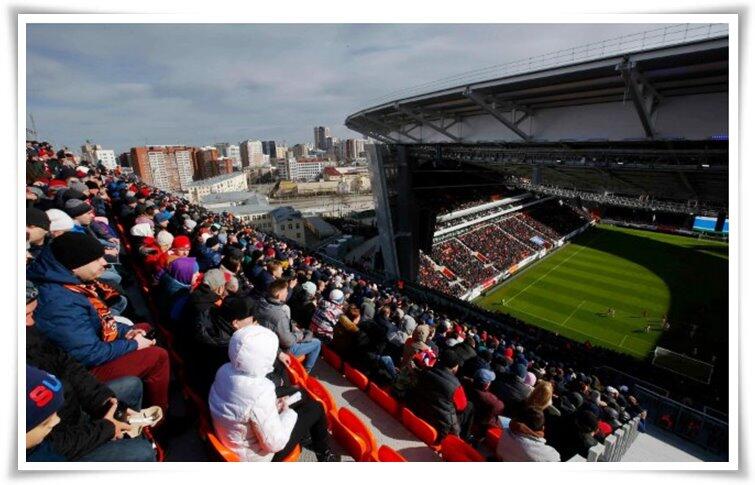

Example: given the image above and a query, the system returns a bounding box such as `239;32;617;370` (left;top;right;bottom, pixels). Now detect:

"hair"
525;381;553;411
267;278;289;298
518;406;546;432
267;261;282;273
345;304;361;320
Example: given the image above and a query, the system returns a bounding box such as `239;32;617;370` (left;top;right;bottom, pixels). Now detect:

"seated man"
27;232;169;412
408;349;474;440
208;325;337;462
26;281;155;462
255;279;321;373
496;406;561;462
25;365;65;461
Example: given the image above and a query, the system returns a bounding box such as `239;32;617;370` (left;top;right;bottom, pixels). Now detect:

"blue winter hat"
26;365;64;431
474;368;496;385
154;212;171;224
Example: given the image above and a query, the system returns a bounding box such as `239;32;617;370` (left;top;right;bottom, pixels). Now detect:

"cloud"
25;23;680;153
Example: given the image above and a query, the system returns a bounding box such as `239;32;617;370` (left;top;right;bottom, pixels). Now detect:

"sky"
26;23;679;155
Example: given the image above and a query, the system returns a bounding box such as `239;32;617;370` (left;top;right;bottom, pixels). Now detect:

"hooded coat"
26;247;136;367
496;421;561;462
208;325;297;462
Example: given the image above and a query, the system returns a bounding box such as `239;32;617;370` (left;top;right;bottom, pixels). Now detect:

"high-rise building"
194;146;219;180
215;142;241;168
262;140;278;159
239;139;264;168
94;149;117;169
314;126;331;151
292;144;309;159
275;146;288;160
130;145;196;192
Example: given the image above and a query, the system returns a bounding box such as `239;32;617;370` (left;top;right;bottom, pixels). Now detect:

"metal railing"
362;23;728;107
633;385;729;458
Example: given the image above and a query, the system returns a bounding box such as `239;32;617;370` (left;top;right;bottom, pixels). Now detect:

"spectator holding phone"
27;232;169;412
208;324;337;462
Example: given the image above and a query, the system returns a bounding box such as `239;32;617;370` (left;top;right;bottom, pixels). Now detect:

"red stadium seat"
207;432;240;462
375;445;407;462
305;377;338;426
440;434;486;462
343;362;369;391
281;444;302;462
400;407;439;448
485;426;502;452
367;383;400;417
322;346;342;372
286;353;309;386
331;414;368;461
337;408;377;461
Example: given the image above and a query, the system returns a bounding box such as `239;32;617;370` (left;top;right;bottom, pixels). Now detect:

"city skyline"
27;23;671;154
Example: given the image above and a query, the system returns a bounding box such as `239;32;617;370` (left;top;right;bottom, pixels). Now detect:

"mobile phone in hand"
113;400;130;423
144;328;157;341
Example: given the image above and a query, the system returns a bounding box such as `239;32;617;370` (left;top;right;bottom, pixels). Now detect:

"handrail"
358;23;728;108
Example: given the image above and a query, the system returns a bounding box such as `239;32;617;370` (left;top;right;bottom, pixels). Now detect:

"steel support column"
463;88;532;141
618;60;661;139
392;103;462;142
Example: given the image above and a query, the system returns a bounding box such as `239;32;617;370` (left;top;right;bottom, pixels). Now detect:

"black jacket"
491;372;532;417
409;366;462;437
26;326;115;460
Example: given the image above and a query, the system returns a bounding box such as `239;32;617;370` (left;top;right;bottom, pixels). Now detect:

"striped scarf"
63;281;120;342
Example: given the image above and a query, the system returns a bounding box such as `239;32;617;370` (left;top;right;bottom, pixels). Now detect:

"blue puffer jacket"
26;247;136;368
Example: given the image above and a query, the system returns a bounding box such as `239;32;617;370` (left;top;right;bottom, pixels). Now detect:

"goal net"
652;347;715;384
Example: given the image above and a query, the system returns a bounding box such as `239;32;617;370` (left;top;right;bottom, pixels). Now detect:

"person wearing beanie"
25;365;64;458
154;211;171;228
119;195;138;224
491;362;533;419
408;348;474;440
64;199;94;225
195;235;223;272
26;208;51;260
468;367;505;435
27;233;170;413
309;287;345;341
496;406;560;462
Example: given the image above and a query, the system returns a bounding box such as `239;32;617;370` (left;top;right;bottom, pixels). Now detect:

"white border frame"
16;12;739;472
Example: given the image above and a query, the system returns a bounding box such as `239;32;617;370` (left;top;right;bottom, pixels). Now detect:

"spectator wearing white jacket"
208;324;337;461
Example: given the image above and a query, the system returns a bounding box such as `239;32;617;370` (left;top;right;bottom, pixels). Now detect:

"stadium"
23;23;730;466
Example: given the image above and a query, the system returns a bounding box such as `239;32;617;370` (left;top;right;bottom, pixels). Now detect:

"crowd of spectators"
458;224;534;272
418;255;466;298
26;139;702;463
430;239;499;288
435;204;515;231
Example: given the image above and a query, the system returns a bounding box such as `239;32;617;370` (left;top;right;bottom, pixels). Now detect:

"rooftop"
186;171;245;187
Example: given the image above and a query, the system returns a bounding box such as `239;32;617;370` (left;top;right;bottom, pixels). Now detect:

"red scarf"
63;281;120;342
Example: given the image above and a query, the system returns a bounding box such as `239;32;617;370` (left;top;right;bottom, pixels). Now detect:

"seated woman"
208;325;338;462
157;256;199;325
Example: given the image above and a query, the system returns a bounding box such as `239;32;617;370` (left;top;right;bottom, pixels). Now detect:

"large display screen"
693;216;729;234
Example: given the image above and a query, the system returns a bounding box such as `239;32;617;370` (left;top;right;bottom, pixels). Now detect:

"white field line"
561;300;585;326
506;232;602;305
510;305;644;357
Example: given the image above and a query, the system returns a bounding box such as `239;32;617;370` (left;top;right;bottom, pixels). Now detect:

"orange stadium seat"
374;445;407;462
337;408;377;461
281;444;302;462
343;362;369;391
286;353;309;385
440;435;486;462
400;407;439;448
207;432;240;462
367;382;400;417
305;377;338;426
331;414;368;461
322;346;343;372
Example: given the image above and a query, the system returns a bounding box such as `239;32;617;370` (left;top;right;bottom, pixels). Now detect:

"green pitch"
473;224;728;359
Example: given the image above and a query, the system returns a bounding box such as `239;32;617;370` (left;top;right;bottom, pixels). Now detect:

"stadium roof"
346;25;728;143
